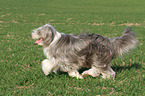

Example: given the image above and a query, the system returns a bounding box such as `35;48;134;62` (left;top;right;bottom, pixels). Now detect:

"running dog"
31;24;137;79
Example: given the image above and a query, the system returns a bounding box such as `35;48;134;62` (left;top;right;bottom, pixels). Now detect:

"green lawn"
0;0;145;95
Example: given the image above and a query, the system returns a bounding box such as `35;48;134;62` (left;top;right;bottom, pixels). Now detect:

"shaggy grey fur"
31;24;137;79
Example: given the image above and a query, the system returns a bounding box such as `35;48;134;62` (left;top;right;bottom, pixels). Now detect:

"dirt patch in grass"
119;23;141;26
87;22;141;26
0;21;4;23
88;22;104;25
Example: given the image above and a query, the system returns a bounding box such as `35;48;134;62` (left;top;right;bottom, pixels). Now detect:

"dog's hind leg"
68;71;83;79
100;64;115;79
82;64;115;79
82;67;100;77
42;59;56;75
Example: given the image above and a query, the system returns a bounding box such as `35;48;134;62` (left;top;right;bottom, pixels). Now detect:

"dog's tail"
112;27;138;56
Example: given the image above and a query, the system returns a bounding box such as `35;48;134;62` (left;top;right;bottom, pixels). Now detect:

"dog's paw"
77;75;84;79
43;72;50;75
82;71;90;77
101;73;115;79
68;71;83;79
82;70;100;77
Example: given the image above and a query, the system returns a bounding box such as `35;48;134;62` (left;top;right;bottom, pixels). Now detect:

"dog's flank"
31;24;137;79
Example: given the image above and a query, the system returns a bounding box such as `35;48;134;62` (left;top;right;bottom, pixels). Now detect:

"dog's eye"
38;30;41;35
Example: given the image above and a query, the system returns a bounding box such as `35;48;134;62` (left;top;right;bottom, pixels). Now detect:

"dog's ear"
43;24;56;46
48;24;56;34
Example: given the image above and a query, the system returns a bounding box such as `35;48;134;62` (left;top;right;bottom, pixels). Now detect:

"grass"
0;0;145;95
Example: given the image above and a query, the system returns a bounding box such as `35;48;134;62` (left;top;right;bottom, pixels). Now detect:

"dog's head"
31;24;56;46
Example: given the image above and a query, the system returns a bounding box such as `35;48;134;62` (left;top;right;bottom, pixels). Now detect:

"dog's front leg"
42;59;54;75
68;71;83;79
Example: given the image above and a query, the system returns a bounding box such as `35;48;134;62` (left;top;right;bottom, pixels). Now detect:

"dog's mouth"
33;38;43;45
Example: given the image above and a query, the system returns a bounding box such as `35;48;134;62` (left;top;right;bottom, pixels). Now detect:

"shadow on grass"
112;62;142;72
47;62;143;77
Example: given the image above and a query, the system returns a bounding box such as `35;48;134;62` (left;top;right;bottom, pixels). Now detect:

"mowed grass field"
0;0;145;95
